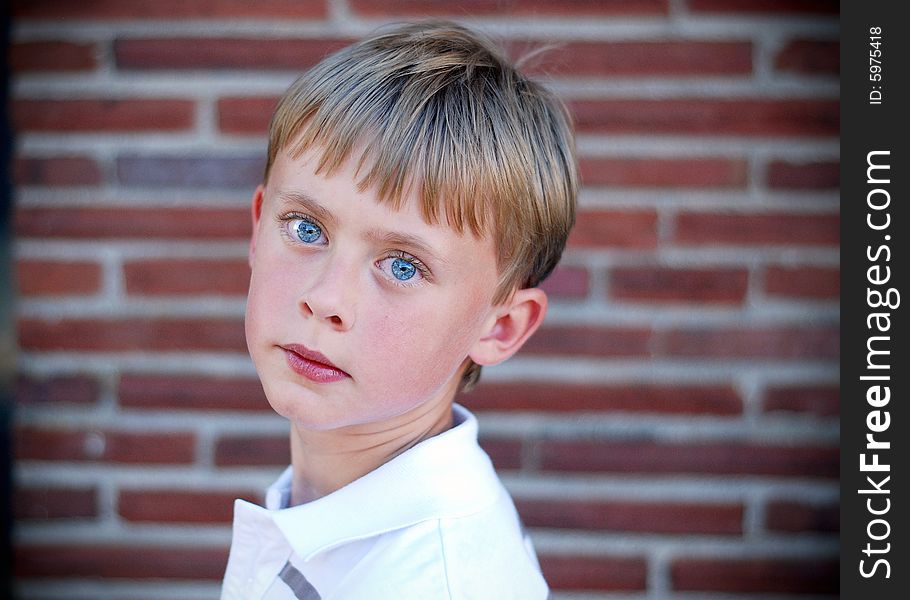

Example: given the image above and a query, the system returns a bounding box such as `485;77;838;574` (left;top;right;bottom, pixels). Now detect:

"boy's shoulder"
332;493;547;599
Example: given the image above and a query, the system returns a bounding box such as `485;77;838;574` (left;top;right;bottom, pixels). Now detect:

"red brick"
16;374;100;406
9;41;97;72
15;427;195;464
12;99;194;132
765;500;839;533
540;554;647;591
765;265;839;299
775;39;839;75
218;96;279;135
117;155;263;187
661;325;839;359
671;556;838;594
14;156;102;186
124;259;250;296
119;374;267;411
610;267;748;304
580;157;747;188
513;41;751;77
763;385;839;417
538;440;838;478
15;544;228;580
517;498;743;534
521;326;651;357
463;382;742;415
349;0;668;16
17;259;102;297
568;99;839;137
688;0;839;14
538;266;589;299
119;489;259;523
19;318;246;352
16;207;250;240
14;486;98;520
673;212;839;246
568;210;657;249
215;434;289;467
11;0;327;19
116;38;352;70
767;159;839;190
478;438;523;470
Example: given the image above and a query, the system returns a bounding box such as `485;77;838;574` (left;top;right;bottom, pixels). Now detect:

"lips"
281;343;350;383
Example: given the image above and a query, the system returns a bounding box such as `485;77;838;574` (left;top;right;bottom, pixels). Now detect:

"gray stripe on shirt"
278;561;322;600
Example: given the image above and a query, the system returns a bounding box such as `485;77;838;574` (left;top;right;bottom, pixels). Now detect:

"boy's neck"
287;392;456;506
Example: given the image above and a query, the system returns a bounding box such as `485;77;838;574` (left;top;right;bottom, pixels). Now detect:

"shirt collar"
266;403;502;560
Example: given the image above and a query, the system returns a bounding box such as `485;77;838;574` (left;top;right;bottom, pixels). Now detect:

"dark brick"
119;374;267;411
15;544;228;580
569;99;839;137
763;385;839;417
517;498;743;534
671;556;838;593
16;206;250;240
14;486;98;520
674;212;839;246
610;267;749;304
13;99;194;132
580;157;747;188
765;500;839;533
539;440;838;478
540;554;647;590
569;210;658;249
116;155;264;188
124;259;250;296
19;318;246;352
463;382;742;415
14;156;103;186
16;374;100;406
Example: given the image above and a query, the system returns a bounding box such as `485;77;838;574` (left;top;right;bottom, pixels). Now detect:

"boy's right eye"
288;218;325;245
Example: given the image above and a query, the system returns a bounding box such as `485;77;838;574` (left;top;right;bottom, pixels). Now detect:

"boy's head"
247;21;577;427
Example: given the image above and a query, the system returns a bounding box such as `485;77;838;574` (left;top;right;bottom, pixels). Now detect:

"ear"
248;184;265;267
469;288;548;367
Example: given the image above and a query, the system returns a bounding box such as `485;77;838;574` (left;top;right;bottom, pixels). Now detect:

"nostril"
329;315;343;326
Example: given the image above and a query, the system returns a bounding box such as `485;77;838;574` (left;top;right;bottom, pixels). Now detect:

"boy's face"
245;146;502;431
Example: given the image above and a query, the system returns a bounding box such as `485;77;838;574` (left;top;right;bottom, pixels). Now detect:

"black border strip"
841;2;908;597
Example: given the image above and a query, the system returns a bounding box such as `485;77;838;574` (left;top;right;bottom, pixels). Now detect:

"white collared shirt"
221;404;549;599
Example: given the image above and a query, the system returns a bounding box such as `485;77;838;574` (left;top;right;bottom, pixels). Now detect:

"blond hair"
265;21;577;390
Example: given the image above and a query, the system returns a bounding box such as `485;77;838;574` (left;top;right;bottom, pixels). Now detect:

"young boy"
222;20;577;599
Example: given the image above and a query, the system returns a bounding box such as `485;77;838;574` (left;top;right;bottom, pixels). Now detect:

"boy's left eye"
377;254;426;283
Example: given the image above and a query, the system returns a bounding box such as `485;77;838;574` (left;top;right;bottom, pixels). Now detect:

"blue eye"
294;219;322;244
391;257;417;281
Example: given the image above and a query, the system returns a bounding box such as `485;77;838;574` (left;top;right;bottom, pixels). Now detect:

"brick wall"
9;1;839;598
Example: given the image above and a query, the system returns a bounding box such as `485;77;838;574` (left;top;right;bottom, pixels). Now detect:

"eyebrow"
274;190;335;227
273;189;448;267
364;228;448;267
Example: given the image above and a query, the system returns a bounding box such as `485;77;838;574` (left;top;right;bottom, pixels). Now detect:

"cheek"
362;292;488;393
245;254;294;346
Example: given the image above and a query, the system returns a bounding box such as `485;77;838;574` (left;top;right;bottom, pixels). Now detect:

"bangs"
267;24;536;240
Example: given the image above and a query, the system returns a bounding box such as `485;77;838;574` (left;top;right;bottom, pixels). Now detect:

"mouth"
280;343;350;383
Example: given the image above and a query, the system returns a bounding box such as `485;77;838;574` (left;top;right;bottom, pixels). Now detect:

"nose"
298;252;357;331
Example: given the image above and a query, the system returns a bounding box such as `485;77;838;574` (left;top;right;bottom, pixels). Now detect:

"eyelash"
276;212;433;286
